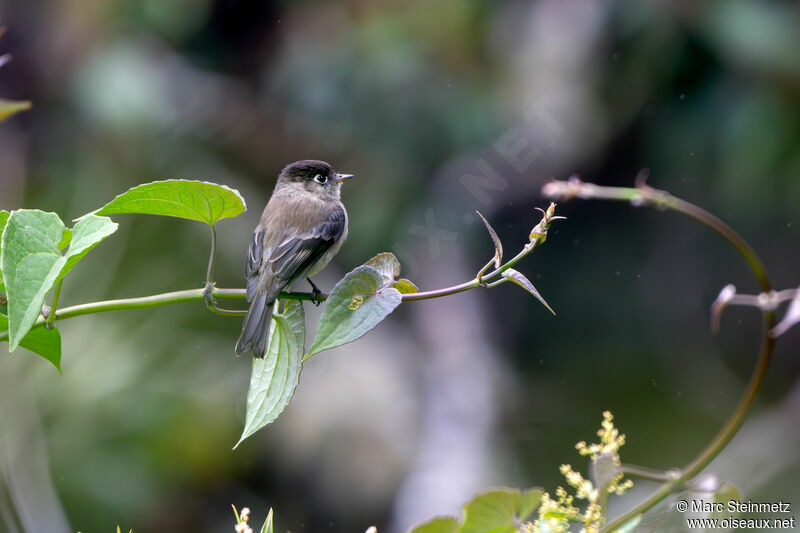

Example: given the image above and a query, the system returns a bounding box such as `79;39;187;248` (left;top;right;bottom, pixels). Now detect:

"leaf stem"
543;177;775;532
46;278;64;329
206;224;217;284
203;223;249;317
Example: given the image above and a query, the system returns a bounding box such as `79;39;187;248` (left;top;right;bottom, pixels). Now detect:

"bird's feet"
307;277;322;306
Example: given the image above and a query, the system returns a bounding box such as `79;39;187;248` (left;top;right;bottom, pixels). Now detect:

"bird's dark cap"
280;160;335;181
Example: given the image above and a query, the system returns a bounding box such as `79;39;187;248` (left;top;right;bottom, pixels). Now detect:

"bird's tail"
235;290;274;358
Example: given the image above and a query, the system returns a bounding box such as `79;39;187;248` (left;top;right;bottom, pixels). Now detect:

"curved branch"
542;177;776;532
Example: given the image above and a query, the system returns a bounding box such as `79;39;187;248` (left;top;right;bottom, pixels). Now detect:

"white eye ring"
314;174;327;184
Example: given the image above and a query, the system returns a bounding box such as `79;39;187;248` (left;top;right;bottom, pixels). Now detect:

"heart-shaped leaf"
305;265;402;360
476;211;502;268
0;313;61;371
236;300;305;446
459;488;543;533
410;516;459;533
0;98;31;122
1;210;118;350
502;268;555;315
93;180;246;226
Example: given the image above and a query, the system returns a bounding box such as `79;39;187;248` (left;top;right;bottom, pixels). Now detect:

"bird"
235;160;353;357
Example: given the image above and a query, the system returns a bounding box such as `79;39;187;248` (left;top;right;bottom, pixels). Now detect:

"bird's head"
278;160;353;200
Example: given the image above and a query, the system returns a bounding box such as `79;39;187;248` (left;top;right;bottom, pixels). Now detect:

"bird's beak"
335;173;354;182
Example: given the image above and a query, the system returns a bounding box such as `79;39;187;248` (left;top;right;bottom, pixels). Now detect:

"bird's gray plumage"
236;160;349;357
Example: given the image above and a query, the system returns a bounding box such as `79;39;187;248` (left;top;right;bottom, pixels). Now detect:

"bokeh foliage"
0;0;798;532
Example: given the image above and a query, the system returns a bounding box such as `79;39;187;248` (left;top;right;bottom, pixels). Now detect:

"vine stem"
0;272;500;341
0;207;559;343
542;177;776;532
400;242;534;301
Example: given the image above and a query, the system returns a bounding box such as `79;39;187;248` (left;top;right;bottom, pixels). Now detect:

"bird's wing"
266;205;347;285
245;227;265;301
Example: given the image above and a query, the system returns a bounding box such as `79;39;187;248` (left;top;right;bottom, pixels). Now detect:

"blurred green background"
1;0;798;531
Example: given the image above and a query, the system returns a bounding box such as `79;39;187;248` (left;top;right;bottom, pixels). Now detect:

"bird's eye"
314;174;328;184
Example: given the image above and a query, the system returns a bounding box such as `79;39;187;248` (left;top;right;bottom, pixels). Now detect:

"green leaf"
502;268;555;315
410;516;459;533
1;210;118;351
0;313;61;371
0;98;32;122
364;252;401;285
459;488;543;533
236;300;305;446
305;266;402;360
260;508;274;533
392;278;419;294
93;180;246;225
476;211;503;268
615;514;642;533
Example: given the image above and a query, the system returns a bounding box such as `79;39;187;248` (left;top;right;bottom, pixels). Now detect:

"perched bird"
236;160;353;357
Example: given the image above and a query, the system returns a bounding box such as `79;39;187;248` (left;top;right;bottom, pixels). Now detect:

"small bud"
240;508;250;520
